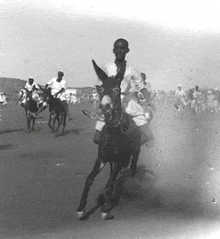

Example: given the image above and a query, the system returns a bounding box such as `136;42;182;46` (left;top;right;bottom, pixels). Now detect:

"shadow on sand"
0;144;18;150
0;128;24;134
78;165;157;221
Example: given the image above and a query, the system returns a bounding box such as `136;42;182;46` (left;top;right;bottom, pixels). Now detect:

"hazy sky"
1;0;220;90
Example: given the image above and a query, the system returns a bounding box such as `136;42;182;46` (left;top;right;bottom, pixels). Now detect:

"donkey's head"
92;60;126;124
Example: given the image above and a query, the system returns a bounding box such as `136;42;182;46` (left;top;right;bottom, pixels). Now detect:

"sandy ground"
1;100;220;239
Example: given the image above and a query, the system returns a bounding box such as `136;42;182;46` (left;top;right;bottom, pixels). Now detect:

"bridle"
92;59;126;128
98;83;124;128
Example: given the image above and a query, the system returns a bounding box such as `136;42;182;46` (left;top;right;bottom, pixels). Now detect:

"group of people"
19;71;72;120
174;84;220;113
19;38;156;145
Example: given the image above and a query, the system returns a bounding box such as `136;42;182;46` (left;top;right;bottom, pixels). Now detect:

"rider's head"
195;85;199;91
57;71;64;81
28;77;34;85
113;38;130;62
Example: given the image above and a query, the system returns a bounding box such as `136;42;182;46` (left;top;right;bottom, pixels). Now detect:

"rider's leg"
93;120;105;144
35;102;48;116
139;123;153;145
93;130;101;145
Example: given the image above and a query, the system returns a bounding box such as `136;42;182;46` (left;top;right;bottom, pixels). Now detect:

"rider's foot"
101;212;114;220
93;130;101;145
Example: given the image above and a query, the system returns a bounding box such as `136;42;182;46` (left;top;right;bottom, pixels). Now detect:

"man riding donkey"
19;77;47;117
78;38;155;220
44;70;72;121
91;38;153;147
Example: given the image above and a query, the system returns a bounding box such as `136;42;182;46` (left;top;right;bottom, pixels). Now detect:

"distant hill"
0;77;26;100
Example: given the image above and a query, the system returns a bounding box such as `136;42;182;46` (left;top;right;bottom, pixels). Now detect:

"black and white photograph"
1;0;220;238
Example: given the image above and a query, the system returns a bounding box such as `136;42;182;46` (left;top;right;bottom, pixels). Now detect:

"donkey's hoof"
77;210;85;219
101;212;114;220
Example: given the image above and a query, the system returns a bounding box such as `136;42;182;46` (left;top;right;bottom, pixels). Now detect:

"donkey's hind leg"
130;147;141;177
77;159;105;218
61;114;67;135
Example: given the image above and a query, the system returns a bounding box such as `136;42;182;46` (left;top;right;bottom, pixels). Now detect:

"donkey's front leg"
52;115;57;132
130;147;141;177
55;115;61;132
77;158;105;218
48;113;53;131
31;117;36;131
101;163;121;220
26;116;31;132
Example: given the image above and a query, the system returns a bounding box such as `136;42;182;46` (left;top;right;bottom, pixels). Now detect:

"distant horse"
77;60;141;220
46;88;67;135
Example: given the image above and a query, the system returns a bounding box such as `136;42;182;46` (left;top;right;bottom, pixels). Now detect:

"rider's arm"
32;83;39;92
34;83;40;90
54;88;65;97
46;78;54;88
24;82;29;90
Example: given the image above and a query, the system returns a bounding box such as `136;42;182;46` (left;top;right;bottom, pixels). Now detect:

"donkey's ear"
116;62;126;82
92;60;108;82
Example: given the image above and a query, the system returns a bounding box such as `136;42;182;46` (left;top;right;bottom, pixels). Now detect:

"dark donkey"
46;87;67;135
24;89;39;132
77;60;141;220
24;88;48;132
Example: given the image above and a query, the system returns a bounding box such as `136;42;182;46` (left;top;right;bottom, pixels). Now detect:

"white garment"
25;82;39;91
95;62;148;131
47;77;67;101
32;90;43;105
193;90;201;99
0;93;7;104
98;62;143;95
126;99;147;126
175;89;186;98
19;89;27;104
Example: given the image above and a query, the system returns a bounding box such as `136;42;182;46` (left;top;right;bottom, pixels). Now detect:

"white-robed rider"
93;38;153;145
19;77;39;107
19;77;47;117
45;71;72;120
174;84;187;111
